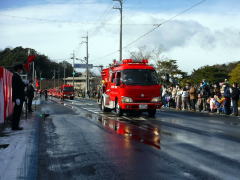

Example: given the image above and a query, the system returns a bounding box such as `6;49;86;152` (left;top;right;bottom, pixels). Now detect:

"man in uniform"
12;64;26;130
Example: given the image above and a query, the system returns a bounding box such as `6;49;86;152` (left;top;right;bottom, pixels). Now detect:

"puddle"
98;116;161;149
56;99;161;149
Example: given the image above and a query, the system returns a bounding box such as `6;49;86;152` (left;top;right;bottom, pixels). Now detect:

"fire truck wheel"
148;109;156;117
115;101;123;116
101;98;110;112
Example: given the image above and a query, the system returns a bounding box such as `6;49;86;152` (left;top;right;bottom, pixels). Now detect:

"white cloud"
0;1;240;73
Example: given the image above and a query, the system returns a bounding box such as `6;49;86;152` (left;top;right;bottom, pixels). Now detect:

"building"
63;72;100;92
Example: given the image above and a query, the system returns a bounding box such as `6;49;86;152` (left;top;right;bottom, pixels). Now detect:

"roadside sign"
74;64;93;69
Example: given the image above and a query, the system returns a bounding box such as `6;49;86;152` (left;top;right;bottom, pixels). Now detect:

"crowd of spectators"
161;79;240;116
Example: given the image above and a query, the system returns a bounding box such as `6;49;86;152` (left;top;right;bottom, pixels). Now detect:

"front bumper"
120;102;162;110
63;94;74;98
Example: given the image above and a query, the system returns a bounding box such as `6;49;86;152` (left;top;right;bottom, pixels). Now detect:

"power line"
93;50;119;60
0;13;170;26
88;3;114;36
93;0;206;61
0;13;76;24
74;3;114;63
0;13;114;25
123;0;206;49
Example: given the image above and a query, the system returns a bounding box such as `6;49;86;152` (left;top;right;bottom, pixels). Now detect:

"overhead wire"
0;13;177;26
88;3;114;36
93;0;206;61
74;3;114;62
0;0;207;64
123;0;206;49
0;13;79;24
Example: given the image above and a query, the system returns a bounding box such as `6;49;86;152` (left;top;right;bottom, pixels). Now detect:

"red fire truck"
60;84;74;100
99;59;162;117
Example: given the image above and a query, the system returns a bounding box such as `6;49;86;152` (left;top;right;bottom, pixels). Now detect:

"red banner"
24;55;36;72
24;63;30;72
27;55;36;64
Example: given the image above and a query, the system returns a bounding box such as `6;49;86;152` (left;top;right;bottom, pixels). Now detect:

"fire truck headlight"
151;97;161;103
121;97;133;103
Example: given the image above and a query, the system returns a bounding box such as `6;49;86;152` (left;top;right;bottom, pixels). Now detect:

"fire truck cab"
60;84;74;100
100;59;162;117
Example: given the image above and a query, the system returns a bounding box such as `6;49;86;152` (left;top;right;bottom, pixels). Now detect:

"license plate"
139;104;147;109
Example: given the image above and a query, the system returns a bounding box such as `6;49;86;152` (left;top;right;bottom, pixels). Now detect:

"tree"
129;46;152;61
190;65;229;84
0;46;36;67
155;59;187;85
229;64;240;84
0;47;73;79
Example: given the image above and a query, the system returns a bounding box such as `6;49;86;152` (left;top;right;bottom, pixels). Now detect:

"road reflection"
98;116;161;149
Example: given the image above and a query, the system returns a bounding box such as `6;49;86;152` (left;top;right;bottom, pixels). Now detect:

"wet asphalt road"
36;98;240;180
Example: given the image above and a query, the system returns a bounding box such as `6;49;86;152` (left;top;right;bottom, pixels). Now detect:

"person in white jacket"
182;87;190;110
176;86;182;110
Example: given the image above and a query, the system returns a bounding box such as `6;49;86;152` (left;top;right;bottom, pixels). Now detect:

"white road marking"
133;117;146;121
122;116;131;120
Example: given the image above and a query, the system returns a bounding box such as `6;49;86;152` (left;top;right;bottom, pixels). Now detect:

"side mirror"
116;78;121;86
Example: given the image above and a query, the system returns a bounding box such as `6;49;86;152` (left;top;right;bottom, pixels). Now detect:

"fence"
0;67;13;124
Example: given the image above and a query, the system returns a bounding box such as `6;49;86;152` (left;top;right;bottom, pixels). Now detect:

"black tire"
115;101;123;116
101;98;111;112
148;109;156;117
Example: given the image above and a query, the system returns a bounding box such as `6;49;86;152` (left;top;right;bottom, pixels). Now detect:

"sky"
0;0;240;73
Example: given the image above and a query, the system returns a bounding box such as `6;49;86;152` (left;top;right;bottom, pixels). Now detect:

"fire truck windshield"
63;86;74;92
122;69;159;85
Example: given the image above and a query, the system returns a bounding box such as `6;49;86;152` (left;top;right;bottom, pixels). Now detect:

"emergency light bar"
122;59;148;64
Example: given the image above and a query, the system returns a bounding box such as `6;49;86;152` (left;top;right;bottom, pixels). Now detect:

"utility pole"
53;69;56;88
82;33;89;93
113;0;123;62
57;69;59;87
63;62;66;85
40;72;42;89
71;51;75;87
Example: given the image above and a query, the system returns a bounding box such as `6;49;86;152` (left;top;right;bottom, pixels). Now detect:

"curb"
160;107;240;119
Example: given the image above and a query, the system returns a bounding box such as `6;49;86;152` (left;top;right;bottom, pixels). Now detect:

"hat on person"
13;63;24;71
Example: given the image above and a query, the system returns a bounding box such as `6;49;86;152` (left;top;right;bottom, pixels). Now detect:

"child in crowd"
214;95;225;113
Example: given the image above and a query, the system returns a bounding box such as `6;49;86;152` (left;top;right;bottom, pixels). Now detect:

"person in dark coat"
12;64;26;130
223;83;231;115
44;89;48;100
27;80;35;112
231;83;240;116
